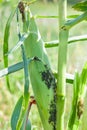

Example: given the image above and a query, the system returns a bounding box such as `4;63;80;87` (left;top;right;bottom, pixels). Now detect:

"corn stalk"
1;1;87;130
56;0;69;130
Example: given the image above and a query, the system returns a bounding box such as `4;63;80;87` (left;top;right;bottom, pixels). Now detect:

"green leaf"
53;72;74;84
79;62;87;96
11;96;23;130
21;119;31;130
7;33;30;55
0;58;33;78
3;8;16;91
35;15;58;19
21;44;29;100
67;15;79;19
16;95;30;129
67;63;87;130
73;1;87;12
11;95;30;130
17;5;29;97
67;72;80;130
35;15;79;19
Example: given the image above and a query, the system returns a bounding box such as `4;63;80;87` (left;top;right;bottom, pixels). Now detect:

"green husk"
23;7;56;130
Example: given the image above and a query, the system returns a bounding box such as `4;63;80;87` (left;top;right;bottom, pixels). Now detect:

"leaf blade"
11;96;23;130
73;1;87;12
3;8;16;91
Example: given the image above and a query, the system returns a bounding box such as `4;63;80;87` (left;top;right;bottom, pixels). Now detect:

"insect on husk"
18;0;37;22
77;99;84;119
49;100;56;130
41;65;56;89
18;1;25;22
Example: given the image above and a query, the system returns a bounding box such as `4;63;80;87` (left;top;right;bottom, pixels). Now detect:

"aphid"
41;65;56;89
33;56;41;61
49;100;56;130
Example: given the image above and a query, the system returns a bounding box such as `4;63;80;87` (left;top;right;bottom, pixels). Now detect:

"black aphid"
41;64;57;129
33;56;41;61
49;100;56;130
41;65;56;89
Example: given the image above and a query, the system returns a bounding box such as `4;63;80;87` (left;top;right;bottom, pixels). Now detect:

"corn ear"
23;9;57;130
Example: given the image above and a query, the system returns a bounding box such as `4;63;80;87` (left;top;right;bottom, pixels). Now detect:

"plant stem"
45;35;87;48
56;0;68;130
63;11;87;30
58;0;67;28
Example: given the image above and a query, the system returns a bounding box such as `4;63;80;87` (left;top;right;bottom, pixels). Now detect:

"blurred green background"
0;0;87;130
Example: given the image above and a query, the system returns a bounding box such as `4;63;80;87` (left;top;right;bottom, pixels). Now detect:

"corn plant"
0;0;87;130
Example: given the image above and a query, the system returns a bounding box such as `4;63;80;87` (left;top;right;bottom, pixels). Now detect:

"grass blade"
0;58;33;78
72;1;87;12
0;59;74;84
16;96;30;129
35;15;58;19
11;95;30;130
3;8;16;91
53;72;74;84
67;72;79;130
7;33;30;55
67;63;87;130
45;35;87;48
16;5;30;104
34;15;79;19
21;119;31;130
20;44;29;105
11;96;23;130
80;62;87;96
